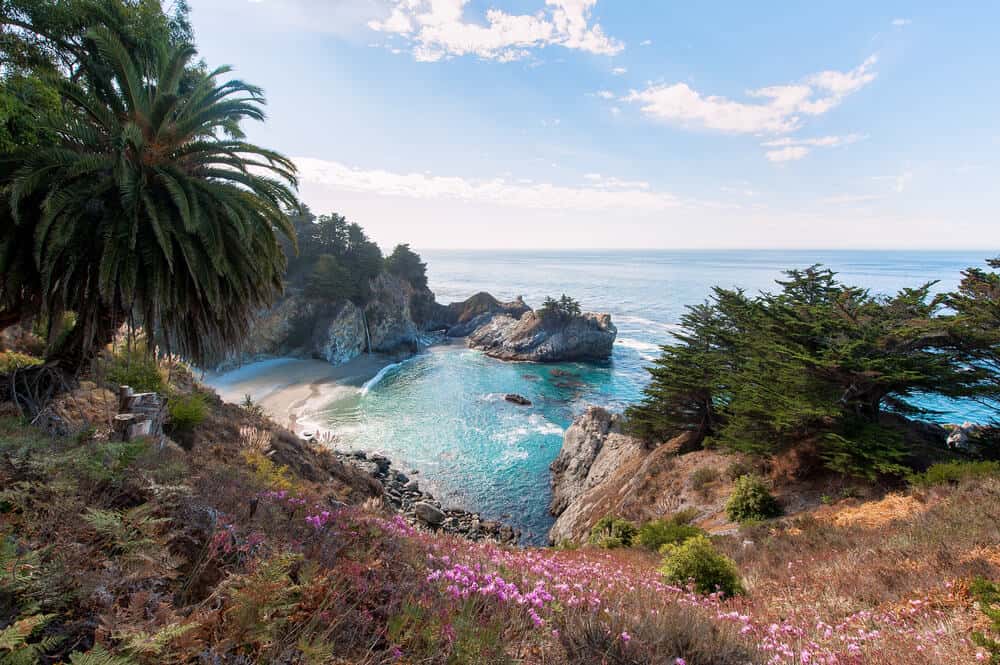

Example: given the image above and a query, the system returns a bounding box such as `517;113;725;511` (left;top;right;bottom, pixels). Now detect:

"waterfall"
362;309;372;354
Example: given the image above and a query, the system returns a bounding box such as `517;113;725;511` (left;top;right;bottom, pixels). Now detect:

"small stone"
504;393;532;406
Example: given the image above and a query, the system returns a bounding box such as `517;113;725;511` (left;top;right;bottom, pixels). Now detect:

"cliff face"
467;311;617;362
226;273;428;369
226;282;615;370
548;407;738;545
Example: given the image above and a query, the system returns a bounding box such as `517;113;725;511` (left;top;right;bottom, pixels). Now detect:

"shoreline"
203;353;401;433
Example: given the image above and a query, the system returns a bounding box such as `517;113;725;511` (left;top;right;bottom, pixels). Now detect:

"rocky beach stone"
414;502;446;526
504;393;532;406
334;449;521;544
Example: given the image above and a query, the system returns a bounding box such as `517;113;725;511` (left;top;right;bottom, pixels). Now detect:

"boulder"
504;393;532;406
414;502;446;526
468;311;616;362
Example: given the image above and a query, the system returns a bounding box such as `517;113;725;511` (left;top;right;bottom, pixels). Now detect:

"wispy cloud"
295;157;683;212
892;18;912;26
623;56;878;134
368;0;624;62
761;133;864;162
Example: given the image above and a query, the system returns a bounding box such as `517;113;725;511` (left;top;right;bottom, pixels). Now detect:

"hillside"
1;366;996;664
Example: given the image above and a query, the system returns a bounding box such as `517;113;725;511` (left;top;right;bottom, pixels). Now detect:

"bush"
659;535;744;597
0;351;42;374
168;393;208;432
725;459;755;481
690;466;719;493
636;519;704;551
725;475;782;523
908;460;1000;488
588;516;637;549
103;345;165;393
537;294;581;323
971;577;1000;662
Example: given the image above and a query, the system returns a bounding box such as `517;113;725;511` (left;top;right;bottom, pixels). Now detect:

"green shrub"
659;535;744;597
725;475;782;523
103;346;165;393
0;351;42;374
908;460;1000;488
725;459;755;481
587;516;637;549
636;519;704;551
690;466;719;493
168;393;208;432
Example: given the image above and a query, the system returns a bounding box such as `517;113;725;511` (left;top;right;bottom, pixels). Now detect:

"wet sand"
202;355;395;432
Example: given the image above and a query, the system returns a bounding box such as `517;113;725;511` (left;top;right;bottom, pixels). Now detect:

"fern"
68;645;138;665
0;613;61;665
83;505;182;582
119;623;194;658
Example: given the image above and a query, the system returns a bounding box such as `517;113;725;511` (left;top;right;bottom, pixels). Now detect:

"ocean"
309;250;994;544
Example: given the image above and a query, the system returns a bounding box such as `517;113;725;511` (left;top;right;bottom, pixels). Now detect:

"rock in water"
468;311;617;362
414;502;446;526
505;393;532;406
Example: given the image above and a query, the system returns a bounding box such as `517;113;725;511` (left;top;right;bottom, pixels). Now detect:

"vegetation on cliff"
626;262;1000;477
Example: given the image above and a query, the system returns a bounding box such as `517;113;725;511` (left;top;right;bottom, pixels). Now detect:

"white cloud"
639;39;652;46
892;18;911;26
820;193;882;205
368;0;623;62
765;146;809;162
624;56;878;135
295;157;681;212
612;66;627;76
595;90;616;100
760;133;864;161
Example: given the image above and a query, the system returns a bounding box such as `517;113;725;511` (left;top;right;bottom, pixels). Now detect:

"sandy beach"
202;354;396;433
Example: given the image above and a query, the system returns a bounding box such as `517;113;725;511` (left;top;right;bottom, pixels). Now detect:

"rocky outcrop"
467;311;616;362
444;293;531;337
222;273;429;369
548;407;736;545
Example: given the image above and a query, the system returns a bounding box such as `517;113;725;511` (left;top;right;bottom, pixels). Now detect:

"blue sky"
187;1;1000;250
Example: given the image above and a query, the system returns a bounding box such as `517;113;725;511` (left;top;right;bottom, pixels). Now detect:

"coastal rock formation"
547;407;737;545
467;311;617;362
223;273;428;369
335;449;521;544
443;293;531;337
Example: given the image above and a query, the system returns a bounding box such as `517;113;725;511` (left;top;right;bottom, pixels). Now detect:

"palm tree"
6;25;298;371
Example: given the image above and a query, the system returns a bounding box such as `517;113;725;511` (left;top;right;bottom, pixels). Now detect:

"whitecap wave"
616;337;661;353
361;360;406;395
616;315;683;334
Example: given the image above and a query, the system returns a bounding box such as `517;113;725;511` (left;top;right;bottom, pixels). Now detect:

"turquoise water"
320;250;997;543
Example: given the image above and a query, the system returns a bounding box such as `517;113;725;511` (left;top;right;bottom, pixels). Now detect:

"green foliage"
167;393;208;432
659;535;744;597
385;244;428;290
0;613;60;665
635;513;704;551
0;351;41;374
289;209;385;304
102;344;165;393
537;294;582;323
68;646;137;665
241;393;264;418
972;577;1000;663
2;16;297;368
627;263;1000;476
690;466;719;493
908;460;1000;488
587;515;637;549
725;475;782;523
